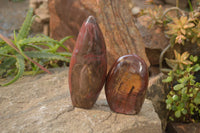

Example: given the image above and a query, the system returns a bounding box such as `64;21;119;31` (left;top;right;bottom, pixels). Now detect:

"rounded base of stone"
71;100;95;109
72;104;94;109
111;109;138;115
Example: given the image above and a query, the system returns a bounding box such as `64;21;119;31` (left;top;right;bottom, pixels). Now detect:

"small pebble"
132;7;141;15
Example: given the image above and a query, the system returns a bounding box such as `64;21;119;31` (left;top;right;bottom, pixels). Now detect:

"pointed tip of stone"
85;16;96;24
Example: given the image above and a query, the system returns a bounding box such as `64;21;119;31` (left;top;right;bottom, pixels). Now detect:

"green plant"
166;15;200;46
144;5;164;28
144;2;200;122
144;5;185;28
0;8;72;86
163;51;200;122
145;6;200;71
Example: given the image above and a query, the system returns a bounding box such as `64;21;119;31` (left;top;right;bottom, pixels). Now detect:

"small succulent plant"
163;51;200;122
144;1;200;122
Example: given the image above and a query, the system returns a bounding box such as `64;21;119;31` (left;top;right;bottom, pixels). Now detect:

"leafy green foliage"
2;54;25;86
24;51;70;62
0;8;72;86
16;8;34;42
145;1;200;123
163;52;200;122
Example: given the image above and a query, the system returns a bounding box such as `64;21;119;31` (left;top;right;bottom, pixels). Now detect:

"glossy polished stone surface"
105;54;148;114
68;16;107;109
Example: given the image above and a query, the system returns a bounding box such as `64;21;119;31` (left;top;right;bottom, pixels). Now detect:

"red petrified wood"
105;54;148;114
68;16;107;109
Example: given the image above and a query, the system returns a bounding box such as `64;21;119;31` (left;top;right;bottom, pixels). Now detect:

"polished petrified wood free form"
68;16;107;109
105;54;148;114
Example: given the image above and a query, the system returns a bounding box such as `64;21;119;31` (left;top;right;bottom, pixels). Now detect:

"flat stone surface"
0;68;162;133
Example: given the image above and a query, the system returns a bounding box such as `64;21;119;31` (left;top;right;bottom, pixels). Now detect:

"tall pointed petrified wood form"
68;16;107;109
105;54;149;114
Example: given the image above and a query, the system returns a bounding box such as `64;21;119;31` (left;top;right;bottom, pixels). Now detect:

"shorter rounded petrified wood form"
105;54;148;114
68;16;107;109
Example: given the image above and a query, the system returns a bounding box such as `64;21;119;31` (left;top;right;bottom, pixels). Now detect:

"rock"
34;2;49;23
48;0;150;69
131;0;164;9
69;16;107;109
105;54;149;115
164;0;188;9
80;0;100;13
149;66;160;77
132;7;141;15
0;68;162;133
166;123;200;133
30;0;48;10
98;0;150;70
146;73;170;131
182;42;200;56
48;0;97;52
145;48;162;66
30;0;50;35
136;15;169;65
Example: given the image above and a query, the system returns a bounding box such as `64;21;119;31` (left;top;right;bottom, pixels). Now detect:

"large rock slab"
0;68;162;133
48;0;97;52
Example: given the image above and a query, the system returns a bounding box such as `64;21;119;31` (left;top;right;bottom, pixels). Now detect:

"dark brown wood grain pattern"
105;54;149;114
98;0;150;70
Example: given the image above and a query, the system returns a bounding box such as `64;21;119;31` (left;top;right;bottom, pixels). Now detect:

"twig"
159;44;171;73
161;7;185;20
